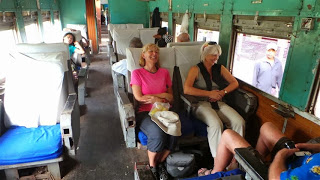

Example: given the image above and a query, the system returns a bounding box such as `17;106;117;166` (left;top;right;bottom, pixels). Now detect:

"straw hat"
151;111;182;136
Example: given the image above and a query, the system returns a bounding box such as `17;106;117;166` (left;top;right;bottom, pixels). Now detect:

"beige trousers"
193;101;245;157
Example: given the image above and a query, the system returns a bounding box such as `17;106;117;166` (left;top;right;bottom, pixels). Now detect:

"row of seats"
0;43;81;179
108;24;160;96
115;42;257;148
63;28;91;106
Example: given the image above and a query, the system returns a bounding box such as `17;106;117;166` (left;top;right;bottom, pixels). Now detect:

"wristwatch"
223;90;228;94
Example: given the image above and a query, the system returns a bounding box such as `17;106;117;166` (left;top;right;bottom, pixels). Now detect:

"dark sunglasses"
208;41;217;45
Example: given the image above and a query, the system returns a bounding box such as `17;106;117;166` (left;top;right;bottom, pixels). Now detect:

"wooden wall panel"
86;0;98;54
241;85;320;143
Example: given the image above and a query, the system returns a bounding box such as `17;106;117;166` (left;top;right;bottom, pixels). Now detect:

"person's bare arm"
184;66;221;101
152;86;173;103
74;41;85;54
295;143;320;153
132;85;164;104
268;148;299;180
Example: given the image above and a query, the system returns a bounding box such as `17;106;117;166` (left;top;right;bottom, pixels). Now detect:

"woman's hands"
208;90;225;102
132;85;173;104
139;95;168;104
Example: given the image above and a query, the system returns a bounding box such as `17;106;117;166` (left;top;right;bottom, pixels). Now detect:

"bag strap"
197;62;219;109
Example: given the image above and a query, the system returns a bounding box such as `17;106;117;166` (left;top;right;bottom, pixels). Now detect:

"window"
23;11;41;43
53;11;62;32
161;21;168;29
314;92;320;118
232;33;290;97
175;24;181;42
232;15;294;98
0;12;18;86
42;11;53;43
309;67;320;118
194;14;220;42
197;29;219;42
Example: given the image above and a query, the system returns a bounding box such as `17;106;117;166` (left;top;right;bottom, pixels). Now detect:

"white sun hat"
151;111;182;136
266;43;278;51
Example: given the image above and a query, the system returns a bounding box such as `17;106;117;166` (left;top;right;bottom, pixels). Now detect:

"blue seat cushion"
184;168;245;180
0;124;63;165
138;131;148;146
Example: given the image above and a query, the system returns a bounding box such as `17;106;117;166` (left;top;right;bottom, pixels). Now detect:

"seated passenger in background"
63;32;87;68
111;37;143;76
131;43;174;180
199;122;320;179
153;27;173;47
177;33;190;42
184;42;245;164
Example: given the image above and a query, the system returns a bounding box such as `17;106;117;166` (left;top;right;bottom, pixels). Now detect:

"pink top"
130;68;172;112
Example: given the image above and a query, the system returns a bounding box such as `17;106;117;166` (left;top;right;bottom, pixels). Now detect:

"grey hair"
200;42;222;62
129;37;143;48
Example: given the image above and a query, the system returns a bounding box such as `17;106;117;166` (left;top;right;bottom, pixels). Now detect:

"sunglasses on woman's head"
208;41;217;45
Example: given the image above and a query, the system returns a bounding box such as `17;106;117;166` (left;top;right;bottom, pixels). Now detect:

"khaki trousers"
193;101;245;157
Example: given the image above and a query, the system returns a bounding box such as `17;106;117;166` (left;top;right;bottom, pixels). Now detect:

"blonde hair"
139;43;160;68
200;42;222;62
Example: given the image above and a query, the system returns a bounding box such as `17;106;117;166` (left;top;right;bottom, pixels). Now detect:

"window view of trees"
197;29;219;42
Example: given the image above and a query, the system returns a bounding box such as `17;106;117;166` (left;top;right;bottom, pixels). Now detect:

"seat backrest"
4;43;69;128
167;41;205;47
174;45;202;84
113;29;140;61
66;24;87;39
108;24;127;38
126;47;175;94
63;29;82;43
126;24;144;29
139;28;158;46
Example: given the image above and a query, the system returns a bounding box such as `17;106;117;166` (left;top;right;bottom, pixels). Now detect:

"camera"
284;140;296;149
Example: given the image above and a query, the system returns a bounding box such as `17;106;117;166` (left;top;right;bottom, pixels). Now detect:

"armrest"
0;99;5;136
60;93;80;155
180;94;208;115
116;89;136;148
78;68;87;77
225;88;258;119
234;147;268;180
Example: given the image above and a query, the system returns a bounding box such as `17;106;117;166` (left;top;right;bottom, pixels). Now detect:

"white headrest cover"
139;28;158;46
4;51;66;128
63;29;82;42
109;24;127;37
174;45;202;84
159;48;175;79
126;24;144;29
126;48;142;72
167;41;205;47
113;29;139;58
15;43;69;72
66;24;87;39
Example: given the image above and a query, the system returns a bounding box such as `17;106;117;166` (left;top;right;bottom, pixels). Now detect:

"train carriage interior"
0;0;320;180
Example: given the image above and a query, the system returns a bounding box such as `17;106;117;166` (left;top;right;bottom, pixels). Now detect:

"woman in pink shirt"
131;43;174;180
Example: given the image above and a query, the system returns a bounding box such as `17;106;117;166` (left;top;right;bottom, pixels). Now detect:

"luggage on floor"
166;151;195;178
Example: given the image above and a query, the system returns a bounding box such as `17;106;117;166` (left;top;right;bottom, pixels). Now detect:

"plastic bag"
149;102;170;116
180;11;189;34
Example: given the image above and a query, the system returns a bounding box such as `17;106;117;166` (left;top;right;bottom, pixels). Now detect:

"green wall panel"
192;0;223;14
0;0;15;11
149;0;169;12
281;18;320;110
232;0;302;16
19;0;38;10
109;0;149;27
59;0;86;28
